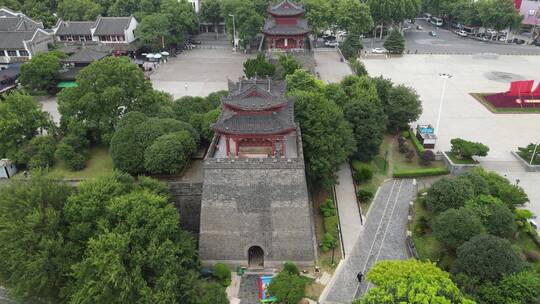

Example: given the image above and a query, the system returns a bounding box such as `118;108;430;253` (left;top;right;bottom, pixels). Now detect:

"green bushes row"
393;167;449;178
408;129;425;154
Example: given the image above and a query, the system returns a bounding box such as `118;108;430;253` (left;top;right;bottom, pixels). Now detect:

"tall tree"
0;174;73;302
477;0;523;31
301;0;332;42
200;0;223;36
336;0;373;35
355;260;474;304
385;84;422;131
161;0;198;40
19;51;64;93
135;13;173;51
0;92;52;159
57;0;102;21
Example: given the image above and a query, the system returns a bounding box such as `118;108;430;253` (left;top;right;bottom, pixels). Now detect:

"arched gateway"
248;246;264;268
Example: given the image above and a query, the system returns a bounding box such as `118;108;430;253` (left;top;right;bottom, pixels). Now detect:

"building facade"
0;7;53;65
516;0;540;27
53;16;138;44
263;0;310;50
198;78;315;268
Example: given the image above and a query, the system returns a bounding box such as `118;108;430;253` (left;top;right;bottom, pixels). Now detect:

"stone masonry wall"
169;182;203;234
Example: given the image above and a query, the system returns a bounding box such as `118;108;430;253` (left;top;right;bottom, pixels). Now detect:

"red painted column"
271;137;275;156
225;136;230;157
281;136;285;157
235;139;239;158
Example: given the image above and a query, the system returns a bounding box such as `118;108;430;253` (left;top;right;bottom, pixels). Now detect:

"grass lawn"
471;93;540;114
50;146;113;179
445;151;478;165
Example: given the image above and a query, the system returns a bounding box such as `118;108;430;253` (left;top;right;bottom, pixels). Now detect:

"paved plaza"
151;48;253;98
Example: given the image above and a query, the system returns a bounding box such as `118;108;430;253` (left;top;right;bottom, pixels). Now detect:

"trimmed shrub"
432;208;484;249
354;167;373;183
16;135;57;169
425;177;474;213
350;58;368;77
243;54;275;78
393;167;449;178
321;233;337;252
143;130;197;174
55;136;88;171
278;54;302;77
409;130;425;154
420;150;436;166
324;215;339;236
268;270;306;304
357;189;374;203
283;261;300;275
450;138;489;160
401;130;410;138
320;198;337;217
213;263;231;287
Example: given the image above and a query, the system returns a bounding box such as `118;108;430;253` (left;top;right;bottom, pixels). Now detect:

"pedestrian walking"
357;271;364;283
185;83;188;91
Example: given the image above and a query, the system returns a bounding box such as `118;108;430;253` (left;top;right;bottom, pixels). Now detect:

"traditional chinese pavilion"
212;78;296;158
263;0;310;50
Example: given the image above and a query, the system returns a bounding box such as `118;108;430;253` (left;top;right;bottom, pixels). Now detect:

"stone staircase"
195;32;231;49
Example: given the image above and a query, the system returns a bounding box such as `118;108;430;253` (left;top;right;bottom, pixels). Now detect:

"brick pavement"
334;163;362;257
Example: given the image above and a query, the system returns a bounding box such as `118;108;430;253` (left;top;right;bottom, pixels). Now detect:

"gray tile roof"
263;18;309;35
224;79;288;110
0;16;42;31
93;16;131;35
62;46;110;63
268;0;304;16
55;21;93;36
0;17;20;31
214;102;296;135
0;31;34;49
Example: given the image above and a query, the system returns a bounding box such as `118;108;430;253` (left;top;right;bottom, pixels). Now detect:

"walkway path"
320;179;415;303
334;163;362;256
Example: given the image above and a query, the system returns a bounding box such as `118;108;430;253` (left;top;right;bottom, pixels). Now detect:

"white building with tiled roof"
53;16;138;44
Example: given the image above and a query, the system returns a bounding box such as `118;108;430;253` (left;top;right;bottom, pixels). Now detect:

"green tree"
144;130;197;174
493;271;540;304
485;203;516;239
161;0;198;42
243;54;275;78
57;0;102;21
278;54;302;78
20;52;64;92
349;58;368;77
355;260;474;304
58;56;167;144
384;29;405;54
199;0;223;36
477;0;523;32
108;0;139;16
0;91;52;159
336;0;373;35
0;174;73;302
385;85;422;131
135;13;172;51
286;69;324;94
425;176;474;213
199;282;229;304
339;76;387;161
293;91;355;187
236;4;264;48
470;168;529;210
453;234;524;282
21;0;57;28
339;35;363;60
301;0;332;42
268;271;306;304
212;263;232;286
432;208;484;250
450;138;489;160
16;135;57;169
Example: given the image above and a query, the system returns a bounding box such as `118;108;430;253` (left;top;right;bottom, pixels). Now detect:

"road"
334;163;362;256
363;20;540;55
320;179;414;303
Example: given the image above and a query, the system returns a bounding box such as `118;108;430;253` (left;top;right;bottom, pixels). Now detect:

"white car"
325;40;339;47
371;48;387;54
337;30;347;37
457;30;468;37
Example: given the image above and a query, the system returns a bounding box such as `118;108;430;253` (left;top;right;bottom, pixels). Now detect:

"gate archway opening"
248;246;264;268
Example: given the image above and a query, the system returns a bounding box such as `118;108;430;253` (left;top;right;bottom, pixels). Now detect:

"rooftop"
263;18;309;36
0;31;35;49
268;0;304;16
55;21;94;36
224;78;288;110
62;46;110;63
93;16;132;35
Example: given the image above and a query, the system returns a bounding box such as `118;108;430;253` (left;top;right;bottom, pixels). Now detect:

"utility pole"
531;142;539;165
229;14;237;51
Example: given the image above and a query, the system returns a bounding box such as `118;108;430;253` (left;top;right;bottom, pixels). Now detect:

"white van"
430;17;443;27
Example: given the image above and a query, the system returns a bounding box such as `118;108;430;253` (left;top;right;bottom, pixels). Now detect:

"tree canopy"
432;208;484;249
0;91;52;160
356;260;474;304
0;172;204;303
425;176;475;213
453;234;524;282
57;0;102;21
19;51;65;93
336;0;373;35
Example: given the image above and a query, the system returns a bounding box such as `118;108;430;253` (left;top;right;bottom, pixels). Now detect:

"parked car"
416;25;423;30
499;36;507;42
322;35;337;41
325;40;339;47
429;31;438;37
371;48;387;54
337;30;347;37
456;30;468;37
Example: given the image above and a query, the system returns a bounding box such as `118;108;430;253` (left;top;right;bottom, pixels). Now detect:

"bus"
430;16;443;27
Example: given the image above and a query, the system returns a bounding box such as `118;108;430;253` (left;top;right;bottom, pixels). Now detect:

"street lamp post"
435;73;453;136
229;14;237;51
531;142;539;165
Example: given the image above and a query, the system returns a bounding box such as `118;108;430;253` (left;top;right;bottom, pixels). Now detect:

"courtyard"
150;48;253;98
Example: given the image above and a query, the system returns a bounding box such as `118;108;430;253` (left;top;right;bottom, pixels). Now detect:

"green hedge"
408;129;425;154
324;215;339;236
393;167;449;178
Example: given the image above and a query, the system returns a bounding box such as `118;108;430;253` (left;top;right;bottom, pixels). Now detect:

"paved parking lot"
364;20;540;55
151;48;252;98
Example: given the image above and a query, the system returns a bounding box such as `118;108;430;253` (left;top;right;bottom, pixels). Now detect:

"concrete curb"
511;151;540;172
